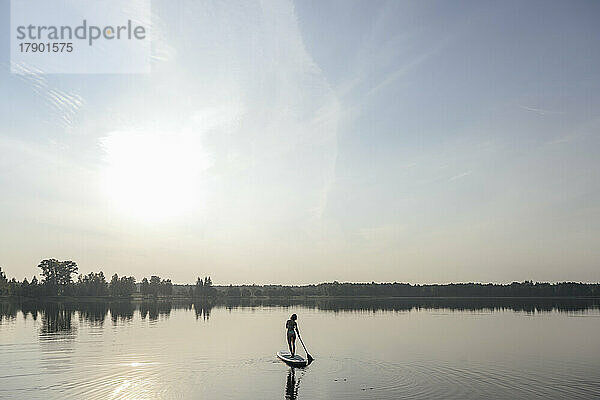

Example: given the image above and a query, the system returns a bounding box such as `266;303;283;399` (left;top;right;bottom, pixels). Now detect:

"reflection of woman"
286;314;299;356
285;368;300;400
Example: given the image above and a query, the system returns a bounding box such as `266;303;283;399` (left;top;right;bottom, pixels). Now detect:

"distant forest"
1;259;599;299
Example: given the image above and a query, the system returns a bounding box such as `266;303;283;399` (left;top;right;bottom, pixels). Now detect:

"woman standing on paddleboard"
286;314;299;356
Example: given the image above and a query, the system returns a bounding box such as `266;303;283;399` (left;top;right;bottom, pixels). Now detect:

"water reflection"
1;297;599;339
0;301;18;323
254;297;600;314
110;302;135;324
40;302;76;338
194;301;211;321
285;368;301;400
20;302;40;321
78;302;108;326
140;300;174;321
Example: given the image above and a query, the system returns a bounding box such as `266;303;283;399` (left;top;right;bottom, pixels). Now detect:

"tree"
119;276;136;297
109;274;119;296
21;278;29;297
109;274;136;297
194;277;204;297
0;267;7;296
76;271;109;296
95;271;109;296
38;259;78;296
30;276;40;297
193;276;216;298
141;277;150;296
159;279;173;296
8;278;20;296
205;276;216;297
149;276;161;297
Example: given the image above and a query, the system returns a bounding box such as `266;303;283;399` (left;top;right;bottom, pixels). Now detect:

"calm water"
1;299;600;399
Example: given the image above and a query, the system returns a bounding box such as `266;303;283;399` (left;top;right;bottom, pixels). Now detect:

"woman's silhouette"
286;314;299;356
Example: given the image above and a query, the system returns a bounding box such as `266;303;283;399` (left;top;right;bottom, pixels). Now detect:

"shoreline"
2;295;600;302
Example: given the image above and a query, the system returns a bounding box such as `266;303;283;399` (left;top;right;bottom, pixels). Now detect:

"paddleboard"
277;351;308;367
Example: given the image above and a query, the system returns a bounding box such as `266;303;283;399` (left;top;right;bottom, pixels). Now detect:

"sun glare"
100;131;211;220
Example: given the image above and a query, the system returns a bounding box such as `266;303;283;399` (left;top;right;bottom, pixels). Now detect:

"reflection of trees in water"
285;368;301;400
39;302;76;338
37;303;77;374
139;300;173;321
0;301;19;323
230;297;600;314
224;298;242;310
1;297;598;338
2;301;71;336
20;302;40;321
78;302;108;326
139;301;150;320
193;301;211;321
110;301;135;323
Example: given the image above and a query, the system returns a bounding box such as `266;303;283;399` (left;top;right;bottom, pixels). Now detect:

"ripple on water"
318;357;600;400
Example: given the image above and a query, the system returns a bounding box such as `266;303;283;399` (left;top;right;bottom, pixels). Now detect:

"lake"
1;298;600;399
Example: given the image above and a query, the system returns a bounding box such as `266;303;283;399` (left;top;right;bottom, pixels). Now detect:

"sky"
1;0;599;284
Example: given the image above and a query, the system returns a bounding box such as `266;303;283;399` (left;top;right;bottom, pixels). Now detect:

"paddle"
297;332;314;364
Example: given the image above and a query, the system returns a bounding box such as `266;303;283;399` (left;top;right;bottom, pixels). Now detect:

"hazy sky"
1;0;599;284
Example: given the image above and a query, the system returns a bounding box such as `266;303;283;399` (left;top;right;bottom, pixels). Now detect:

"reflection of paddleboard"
277;351;308;367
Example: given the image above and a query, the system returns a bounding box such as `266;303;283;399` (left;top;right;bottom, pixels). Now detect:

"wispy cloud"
519;105;565;116
448;171;472;181
11;61;83;128
367;37;451;98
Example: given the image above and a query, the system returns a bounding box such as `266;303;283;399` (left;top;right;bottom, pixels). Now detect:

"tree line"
0;260;185;298
2;260;600;298
243;281;600;297
199;281;600;298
